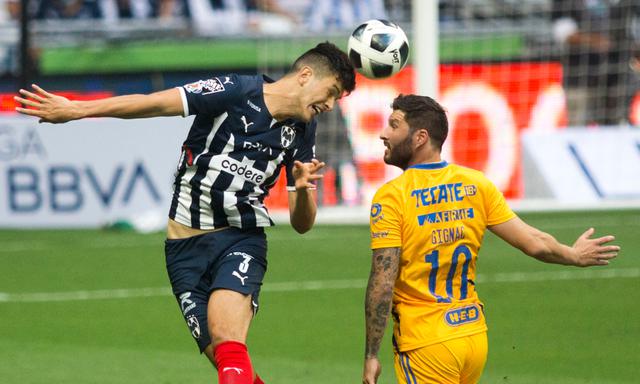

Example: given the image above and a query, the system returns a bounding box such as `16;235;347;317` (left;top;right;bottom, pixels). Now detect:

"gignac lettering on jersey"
184;78;226;95
431;226;465;245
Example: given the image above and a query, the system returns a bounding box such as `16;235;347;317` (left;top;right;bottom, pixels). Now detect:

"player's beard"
384;135;413;170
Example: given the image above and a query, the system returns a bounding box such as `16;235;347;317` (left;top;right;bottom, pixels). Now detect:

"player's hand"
292;159;325;190
572;228;620;267
14;84;79;123
362;357;382;384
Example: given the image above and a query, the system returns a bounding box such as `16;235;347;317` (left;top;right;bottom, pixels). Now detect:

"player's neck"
408;151;442;168
263;80;300;121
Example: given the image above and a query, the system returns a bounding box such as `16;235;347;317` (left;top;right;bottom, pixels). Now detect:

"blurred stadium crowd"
1;0;640;128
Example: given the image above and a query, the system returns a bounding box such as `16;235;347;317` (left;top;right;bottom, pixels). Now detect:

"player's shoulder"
373;175;404;199
181;73;248;96
446;163;492;183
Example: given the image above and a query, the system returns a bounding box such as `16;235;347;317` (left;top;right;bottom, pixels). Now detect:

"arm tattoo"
365;247;401;358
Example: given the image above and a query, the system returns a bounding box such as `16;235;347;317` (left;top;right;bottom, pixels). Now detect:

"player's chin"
302;106;316;122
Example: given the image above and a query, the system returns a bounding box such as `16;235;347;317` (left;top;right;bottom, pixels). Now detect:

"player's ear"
415;128;430;147
297;66;313;86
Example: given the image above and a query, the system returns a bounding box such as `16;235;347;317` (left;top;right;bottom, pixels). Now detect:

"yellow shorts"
394;332;488;384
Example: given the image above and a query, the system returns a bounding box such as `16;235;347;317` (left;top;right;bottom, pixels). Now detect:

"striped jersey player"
170;73;317;230
362;95;620;384
15;42;357;384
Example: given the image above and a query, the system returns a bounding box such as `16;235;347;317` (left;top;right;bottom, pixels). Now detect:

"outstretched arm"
15;84;184;123
489;217;620;266
363;247;401;384
287;159;325;234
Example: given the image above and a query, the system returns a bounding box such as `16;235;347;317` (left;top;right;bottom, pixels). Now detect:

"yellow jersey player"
361;95;620;384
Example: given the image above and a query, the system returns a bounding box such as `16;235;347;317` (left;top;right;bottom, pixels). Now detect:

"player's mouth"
310;105;322;115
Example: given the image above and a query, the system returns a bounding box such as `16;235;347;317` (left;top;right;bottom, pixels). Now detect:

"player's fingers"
595;252;618;260
307;173;324;179
32;84;54;98
14;96;42;108
598;245;620;253
15;107;45;117
293;160;304;169
307;161;325;173
18;89;45;103
579;227;595;240
594;235;615;245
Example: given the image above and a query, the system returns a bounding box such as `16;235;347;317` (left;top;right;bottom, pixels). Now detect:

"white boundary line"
0;268;637;304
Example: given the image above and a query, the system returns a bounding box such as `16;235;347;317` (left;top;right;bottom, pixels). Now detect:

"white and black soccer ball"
347;19;410;79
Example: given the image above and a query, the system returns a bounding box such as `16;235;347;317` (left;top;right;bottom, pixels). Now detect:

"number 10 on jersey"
424;245;473;303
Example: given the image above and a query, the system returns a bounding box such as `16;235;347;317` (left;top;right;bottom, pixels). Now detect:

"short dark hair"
392;94;448;150
291;42;356;95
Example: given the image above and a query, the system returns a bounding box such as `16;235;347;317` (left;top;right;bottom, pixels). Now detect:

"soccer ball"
347;19;410;79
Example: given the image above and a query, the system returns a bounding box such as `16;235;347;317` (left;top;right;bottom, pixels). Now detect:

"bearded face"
381;110;415;170
383;132;414;170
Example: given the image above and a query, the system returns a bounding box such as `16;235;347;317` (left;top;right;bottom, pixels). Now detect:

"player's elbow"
292;221;313;234
290;215;314;234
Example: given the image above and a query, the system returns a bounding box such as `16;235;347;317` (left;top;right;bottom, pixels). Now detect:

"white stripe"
177;87;189;117
174;167;198;225
0;268;637;304
193;112;228;164
252;151;287;226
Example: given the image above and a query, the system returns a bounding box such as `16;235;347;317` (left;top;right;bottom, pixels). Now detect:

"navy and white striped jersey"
169;74;317;230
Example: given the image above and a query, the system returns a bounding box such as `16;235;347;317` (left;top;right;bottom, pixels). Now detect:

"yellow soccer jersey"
370;161;516;352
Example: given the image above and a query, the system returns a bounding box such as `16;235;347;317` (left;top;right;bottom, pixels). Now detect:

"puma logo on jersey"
241;115;254;133
247;99;261;112
232;271;248;286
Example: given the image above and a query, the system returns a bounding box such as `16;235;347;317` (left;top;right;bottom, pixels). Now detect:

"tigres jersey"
370;161;515;352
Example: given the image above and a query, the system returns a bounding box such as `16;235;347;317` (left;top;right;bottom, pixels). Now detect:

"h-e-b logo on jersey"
281;126;296;149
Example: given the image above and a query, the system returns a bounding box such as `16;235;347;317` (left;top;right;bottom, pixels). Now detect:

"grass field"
1;210;639;384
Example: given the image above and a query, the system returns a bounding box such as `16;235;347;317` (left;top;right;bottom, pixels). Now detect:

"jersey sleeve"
370;183;403;249
482;177;516;226
285;120;317;191
177;75;242;117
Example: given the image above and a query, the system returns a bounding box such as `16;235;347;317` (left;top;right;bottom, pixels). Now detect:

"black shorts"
165;227;267;352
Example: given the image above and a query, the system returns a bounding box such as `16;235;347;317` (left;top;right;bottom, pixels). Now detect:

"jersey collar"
407;161;448;170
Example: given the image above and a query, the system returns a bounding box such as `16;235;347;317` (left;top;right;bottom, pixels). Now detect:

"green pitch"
1;210;638;383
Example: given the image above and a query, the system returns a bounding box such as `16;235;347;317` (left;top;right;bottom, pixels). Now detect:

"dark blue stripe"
168;164;187;220
407;161;448;170
567;144;604;198
399;353;413;384
404;354;418;384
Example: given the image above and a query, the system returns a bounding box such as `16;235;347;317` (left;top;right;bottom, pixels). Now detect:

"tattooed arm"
362;247;401;384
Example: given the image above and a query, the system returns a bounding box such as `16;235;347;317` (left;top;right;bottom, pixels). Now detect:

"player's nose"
325;98;335;111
